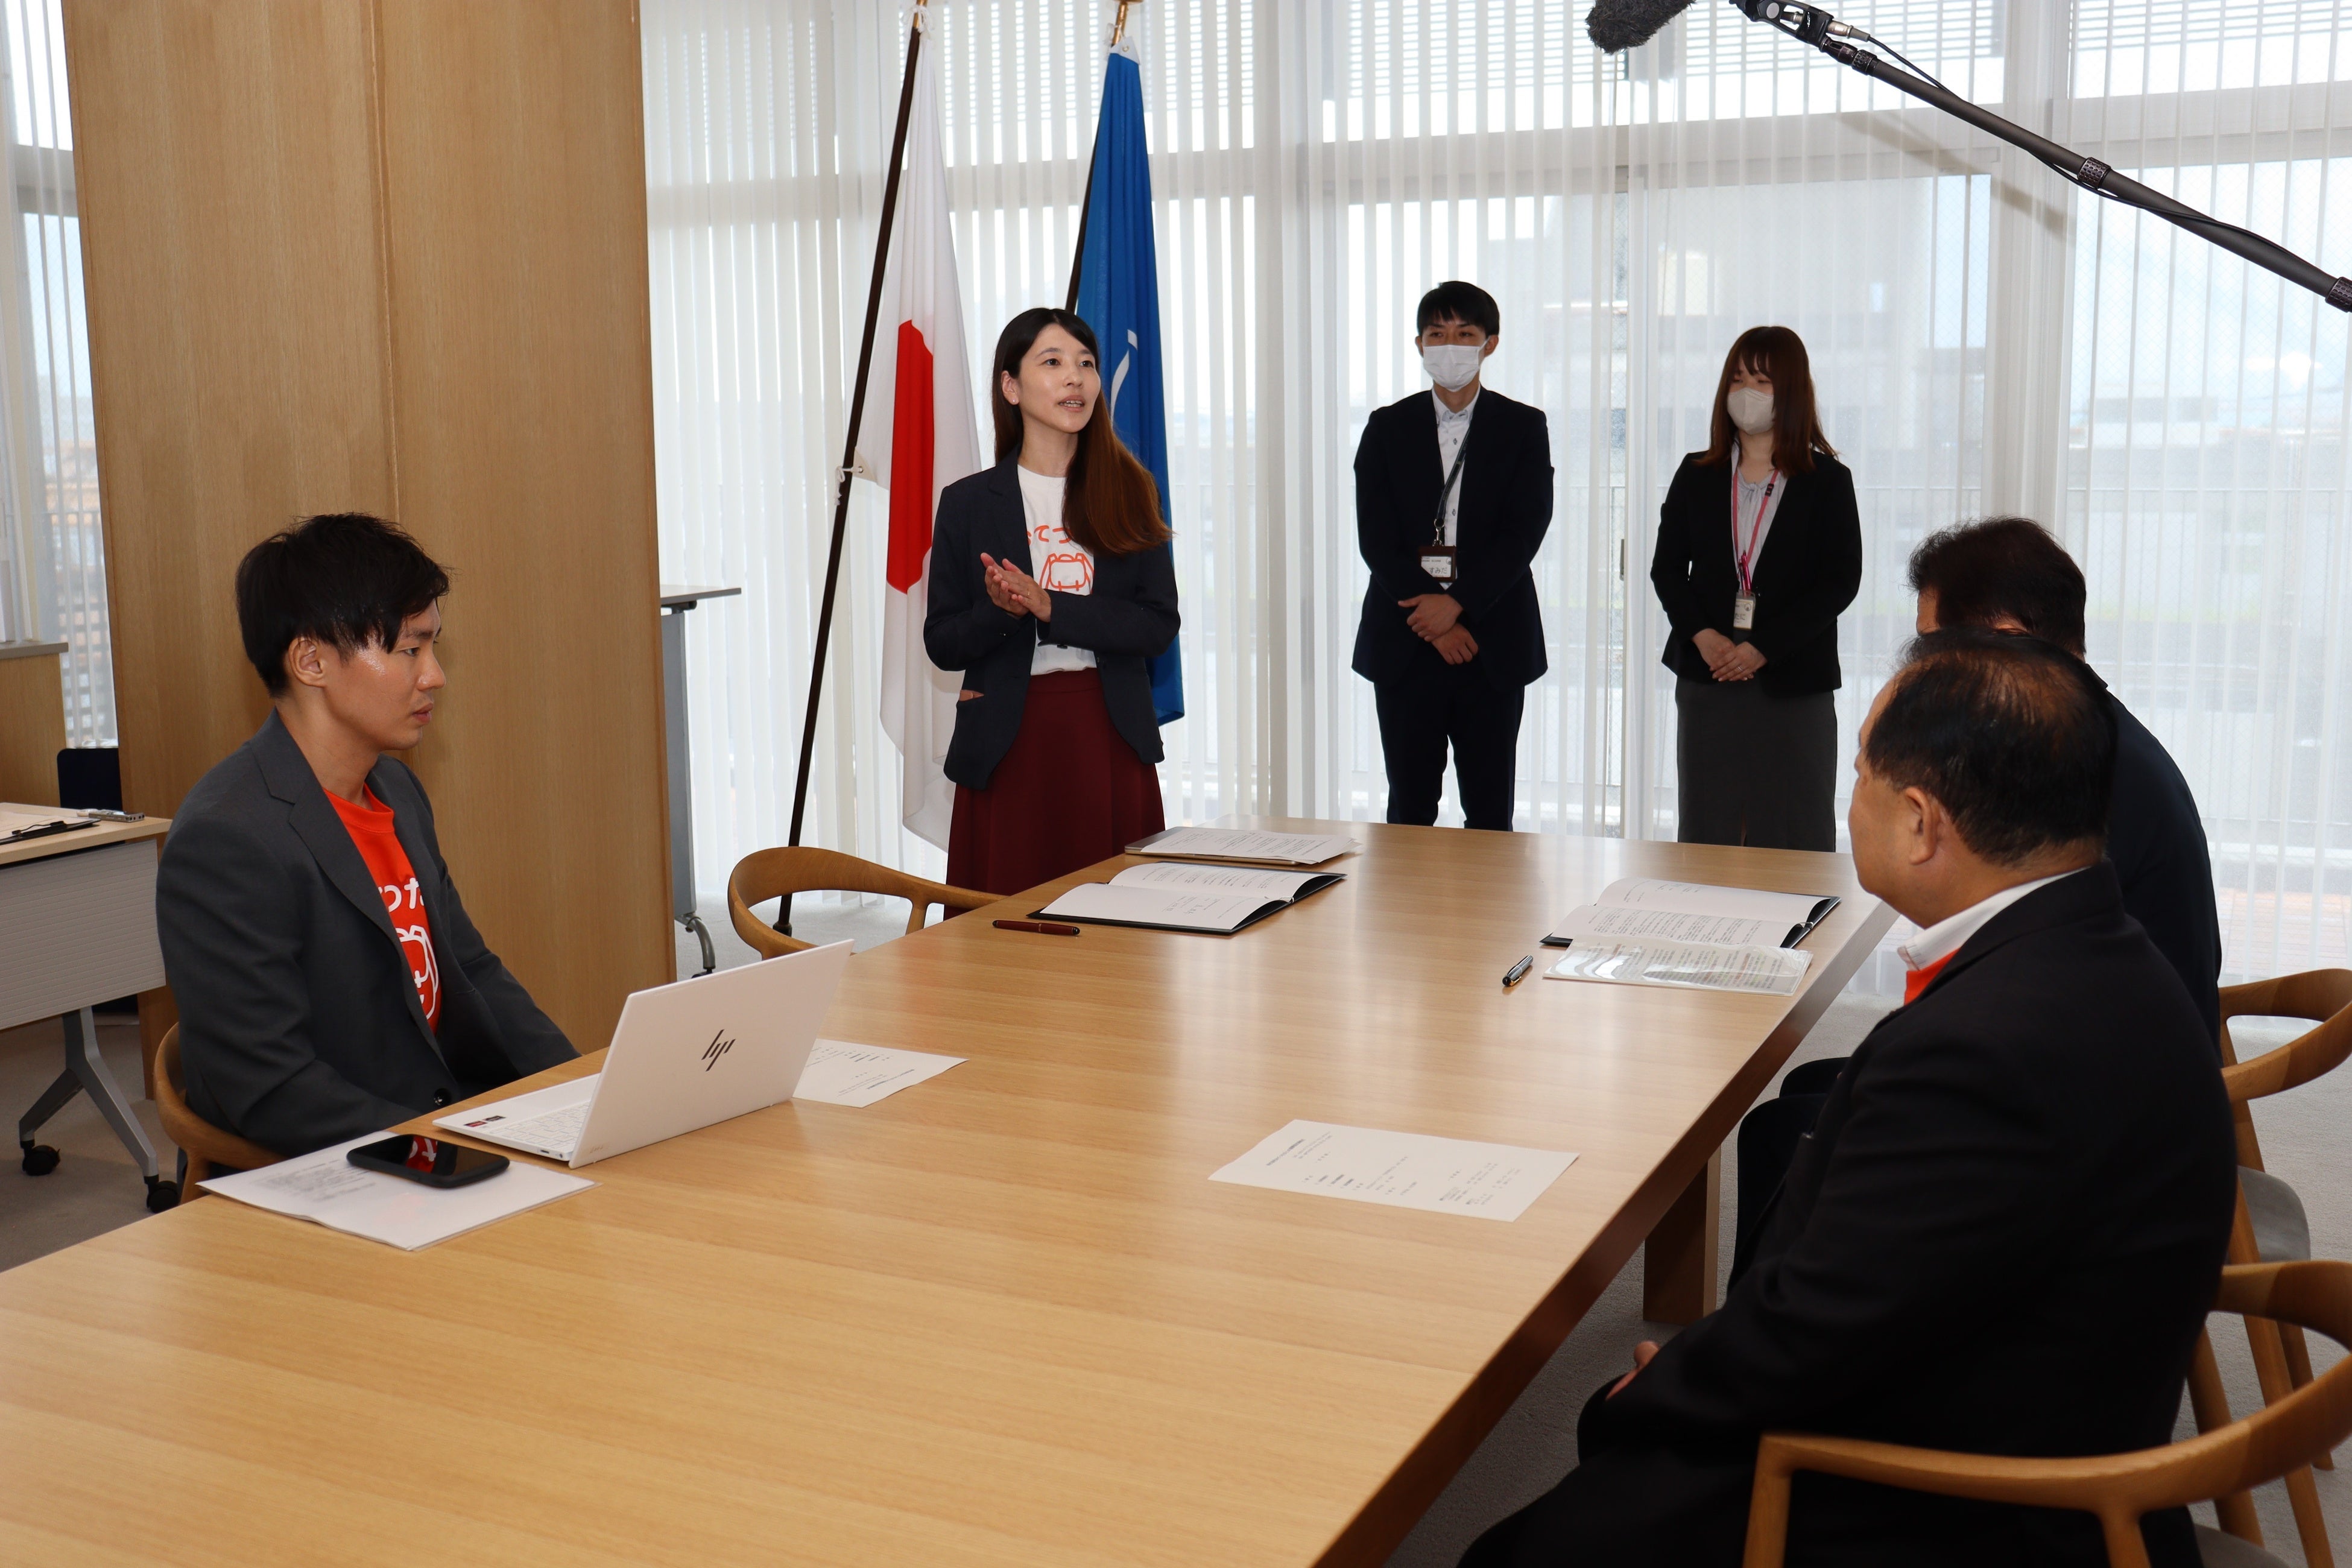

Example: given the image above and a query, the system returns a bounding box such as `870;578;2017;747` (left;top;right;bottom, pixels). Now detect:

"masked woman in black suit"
924;308;1179;894
1650;325;1862;850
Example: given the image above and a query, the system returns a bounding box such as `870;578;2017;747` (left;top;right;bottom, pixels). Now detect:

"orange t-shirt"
327;786;441;1029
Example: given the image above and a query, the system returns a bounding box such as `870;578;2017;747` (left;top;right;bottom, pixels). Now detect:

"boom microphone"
1584;0;1698;52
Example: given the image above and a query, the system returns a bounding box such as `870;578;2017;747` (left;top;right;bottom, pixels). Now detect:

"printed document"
795;1040;964;1107
200;1133;594;1250
1210;1119;1576;1222
1127;826;1358;867
1545;877;1837;951
1039;859;1344;934
1546;937;1813;995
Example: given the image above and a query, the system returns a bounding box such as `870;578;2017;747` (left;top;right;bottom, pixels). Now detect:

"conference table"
0;818;1889;1566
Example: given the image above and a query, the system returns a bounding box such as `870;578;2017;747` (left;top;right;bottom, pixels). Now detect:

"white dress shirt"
1433;387;1479;548
1733;469;1787;585
1897;868;2086;973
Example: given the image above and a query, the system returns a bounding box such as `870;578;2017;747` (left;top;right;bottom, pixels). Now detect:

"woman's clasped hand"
1691;627;1766;682
979;551;1053;621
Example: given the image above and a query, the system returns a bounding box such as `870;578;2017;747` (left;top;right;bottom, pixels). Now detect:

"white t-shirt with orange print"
1015;464;1097;675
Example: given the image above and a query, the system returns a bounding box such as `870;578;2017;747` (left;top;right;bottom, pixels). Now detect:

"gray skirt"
1674;677;1838;850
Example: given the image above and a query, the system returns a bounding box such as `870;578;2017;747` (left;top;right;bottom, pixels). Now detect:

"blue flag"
1075;49;1183;726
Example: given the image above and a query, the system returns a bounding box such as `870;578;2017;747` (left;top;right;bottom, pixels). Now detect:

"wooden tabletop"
0;802;166;869
0;819;1889;1567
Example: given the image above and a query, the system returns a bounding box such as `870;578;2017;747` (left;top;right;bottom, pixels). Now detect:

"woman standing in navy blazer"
925;307;1180;894
1650;326;1862;850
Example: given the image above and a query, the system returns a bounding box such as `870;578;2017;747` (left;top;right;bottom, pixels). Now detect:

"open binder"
1036;861;1344;935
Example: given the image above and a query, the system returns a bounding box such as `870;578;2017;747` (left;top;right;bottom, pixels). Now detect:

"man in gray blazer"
157;513;574;1157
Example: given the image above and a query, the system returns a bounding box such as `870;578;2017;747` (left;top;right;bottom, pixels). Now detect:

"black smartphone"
347;1134;510;1189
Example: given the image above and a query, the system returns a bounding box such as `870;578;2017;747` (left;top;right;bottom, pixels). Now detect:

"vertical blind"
0;0;113;745
642;0;2351;985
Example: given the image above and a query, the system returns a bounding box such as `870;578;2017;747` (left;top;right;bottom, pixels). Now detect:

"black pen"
1502;953;1535;988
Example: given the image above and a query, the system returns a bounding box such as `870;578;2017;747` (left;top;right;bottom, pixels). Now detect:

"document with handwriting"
795;1040;964;1107
1127;826;1358;867
201;1134;594;1250
1210;1120;1576;1221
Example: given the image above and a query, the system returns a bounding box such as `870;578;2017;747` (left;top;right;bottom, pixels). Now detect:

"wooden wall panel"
63;0;672;1054
375;0;672;1043
63;1;396;818
0;646;66;805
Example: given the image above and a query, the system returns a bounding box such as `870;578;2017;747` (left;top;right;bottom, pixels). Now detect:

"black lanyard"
1430;439;1469;545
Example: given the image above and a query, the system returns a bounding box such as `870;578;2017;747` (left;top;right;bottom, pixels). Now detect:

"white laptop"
433;940;853;1167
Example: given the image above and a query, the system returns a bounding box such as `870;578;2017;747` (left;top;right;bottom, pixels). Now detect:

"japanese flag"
860;35;980;850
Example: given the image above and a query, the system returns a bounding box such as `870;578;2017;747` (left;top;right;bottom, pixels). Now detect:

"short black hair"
1416;280;1500;337
1865;629;2114;866
235;513;449;697
1907;517;2087;656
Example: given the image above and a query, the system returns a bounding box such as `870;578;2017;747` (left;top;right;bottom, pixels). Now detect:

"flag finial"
1109;0;1139;49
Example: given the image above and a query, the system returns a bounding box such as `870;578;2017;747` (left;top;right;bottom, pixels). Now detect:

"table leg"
63;1007;161;1181
1643;1146;1721;1325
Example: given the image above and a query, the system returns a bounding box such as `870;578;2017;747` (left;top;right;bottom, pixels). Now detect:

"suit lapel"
988;457;1033;563
251;713;443;1057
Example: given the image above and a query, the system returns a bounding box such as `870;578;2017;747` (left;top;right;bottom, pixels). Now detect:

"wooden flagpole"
779;2;931;932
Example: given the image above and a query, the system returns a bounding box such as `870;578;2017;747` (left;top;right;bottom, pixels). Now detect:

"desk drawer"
0;839;165;1031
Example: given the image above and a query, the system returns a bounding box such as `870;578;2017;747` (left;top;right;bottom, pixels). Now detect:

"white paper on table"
1127;826;1358;867
1545;938;1812;995
1545;903;1782;949
200;1133;595;1250
1037;882;1282;933
795;1040;964;1107
1591;877;1829;925
1210;1119;1576;1222
1107;861;1330;899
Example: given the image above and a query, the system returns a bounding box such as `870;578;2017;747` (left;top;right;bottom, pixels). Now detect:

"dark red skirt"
947;668;1165;896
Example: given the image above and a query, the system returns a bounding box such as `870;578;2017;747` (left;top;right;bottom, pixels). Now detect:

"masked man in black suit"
1460;631;2235;1567
1352;280;1554;831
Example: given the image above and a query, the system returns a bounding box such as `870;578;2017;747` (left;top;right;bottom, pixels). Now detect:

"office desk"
0;820;1889;1566
0;806;173;1210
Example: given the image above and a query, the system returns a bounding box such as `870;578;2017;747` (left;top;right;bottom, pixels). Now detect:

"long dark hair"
1696;324;1835;475
989;307;1169;556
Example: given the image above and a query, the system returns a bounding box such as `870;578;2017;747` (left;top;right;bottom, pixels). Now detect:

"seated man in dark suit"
157;513;575;1157
1461;631;2236;1568
1738;518;2224;1260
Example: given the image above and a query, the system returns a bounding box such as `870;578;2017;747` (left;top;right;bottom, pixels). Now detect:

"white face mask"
1727;385;1775;435
1421;342;1485;392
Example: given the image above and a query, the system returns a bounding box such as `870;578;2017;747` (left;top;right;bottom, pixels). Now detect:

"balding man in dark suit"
1460;632;2235;1568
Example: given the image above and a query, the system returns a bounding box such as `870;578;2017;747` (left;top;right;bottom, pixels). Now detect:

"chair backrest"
726;846;994;961
1743;1260;2352;1568
153;1025;283;1190
2219;969;2352;1110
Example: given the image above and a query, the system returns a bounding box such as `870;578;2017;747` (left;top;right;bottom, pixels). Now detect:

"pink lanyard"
1733;470;1780;593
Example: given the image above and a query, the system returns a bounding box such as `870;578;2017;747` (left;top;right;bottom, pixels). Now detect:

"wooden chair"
152;1026;282;1200
1742;1260;2352;1568
2199;966;2352;1551
726;847;994;960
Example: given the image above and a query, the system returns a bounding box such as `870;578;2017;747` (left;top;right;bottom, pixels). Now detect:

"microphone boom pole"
1730;0;2352;312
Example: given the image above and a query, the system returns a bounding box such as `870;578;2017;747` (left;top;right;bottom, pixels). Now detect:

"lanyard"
1430;438;1469;545
1733;469;1779;593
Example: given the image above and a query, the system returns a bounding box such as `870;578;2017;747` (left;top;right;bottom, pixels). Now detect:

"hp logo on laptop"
701;1029;736;1070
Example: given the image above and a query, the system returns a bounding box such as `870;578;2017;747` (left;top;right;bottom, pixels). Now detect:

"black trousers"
1730;1056;1844;1286
1373;663;1525;831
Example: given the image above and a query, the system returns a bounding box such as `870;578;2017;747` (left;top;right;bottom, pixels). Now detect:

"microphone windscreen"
1585;0;1696;52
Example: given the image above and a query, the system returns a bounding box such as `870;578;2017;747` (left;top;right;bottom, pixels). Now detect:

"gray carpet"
0;1010;168;1275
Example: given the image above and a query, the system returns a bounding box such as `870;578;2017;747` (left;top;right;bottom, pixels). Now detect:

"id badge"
1420;544;1458;583
1733;591;1758;631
